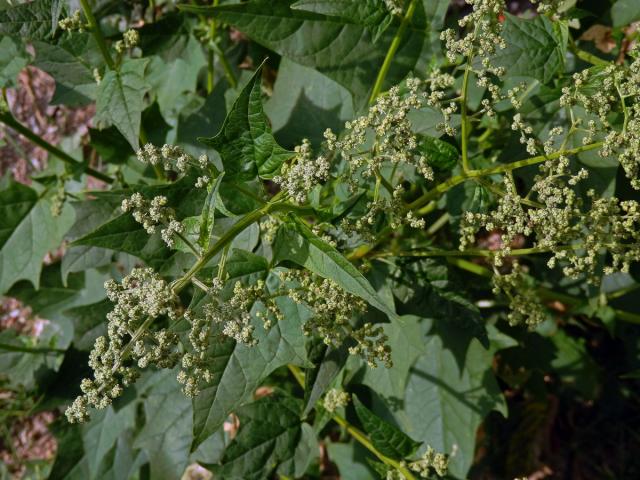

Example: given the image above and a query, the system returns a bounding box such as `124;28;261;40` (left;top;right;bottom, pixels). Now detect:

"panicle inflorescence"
66;268;180;423
273;139;330;204
58;10;84;32
383;0;403;16
281;270;392;368
323;388;350;413
408;446;450;478
492;262;547;329
115;28;140;53
121;193;184;248
440;0;506;83
136;143;211;187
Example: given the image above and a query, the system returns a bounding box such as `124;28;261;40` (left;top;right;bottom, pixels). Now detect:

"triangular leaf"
199;62;293;181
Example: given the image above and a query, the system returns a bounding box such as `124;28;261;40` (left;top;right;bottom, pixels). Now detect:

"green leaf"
214;393;305;480
198;173;225;250
326;442;377;480
199;63;293;181
493;14;568;84
147;34;207;123
303;343;349;416
291;0;393;41
353;396;421;460
33;33;99;106
399;328;506;478
94;58;150;150
272;215;398;320
0;181;74;294
134;371;193;480
0;36;29;88
265;58;355;149
0;0;63;40
192;296;309;450
612;0;640;27
62;199;118;284
181;0;441;106
65;299;111;350
72;176;206;267
361;315;427;403
417;135;459;171
48;404;139;480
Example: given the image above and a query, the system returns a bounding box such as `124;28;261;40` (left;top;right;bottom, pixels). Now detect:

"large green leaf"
361;315;427;403
192;296;309;450
493;14;568;84
417;135;459;171
612;0;640;27
0;0;63;40
214;393;305;480
353;396;421;461
273;215;398;320
0;181;74;294
399;328;506;478
33;33;99;106
48;404;140;480
94;58;150;150
291;0;393;41
61;200;117;284
146;34;207;123
0;36;29;88
199;63;293;181
180;0;442;106
72;177;206;267
134;371;193;480
265;58;354;149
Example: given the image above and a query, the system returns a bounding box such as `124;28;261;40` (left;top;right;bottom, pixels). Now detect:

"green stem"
0;343;65;355
447;258;640;325
460;61;472;172
172;194;287;293
408;142;603;210
368;0;417;104
79;0;115;70
286;365;416;479
0;112;113;184
211;43;238;89
175;231;201;258
569;39;608;67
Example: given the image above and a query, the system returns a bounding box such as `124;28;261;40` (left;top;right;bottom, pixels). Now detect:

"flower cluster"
328;78;429;182
121;193;184;248
136;143;210;186
440;0;506;82
281;270;392;368
66;268;180;422
58;10;84;32
408;446;450;478
115;29;140;53
492;262;547;329
383;0;403;16
273;139;330;204
323;388;350;413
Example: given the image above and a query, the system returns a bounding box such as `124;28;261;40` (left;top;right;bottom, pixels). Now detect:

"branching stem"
79;0;115;70
0;111;113;184
368;0;418;104
287;364;416;479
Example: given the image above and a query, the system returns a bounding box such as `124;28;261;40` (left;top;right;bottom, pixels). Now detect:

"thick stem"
0;112;113;184
368;0;417;105
460;62;472;172
79;0;115;70
408;142;603;210
447;258;640;325
287;365;416;479
171;194;287;293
